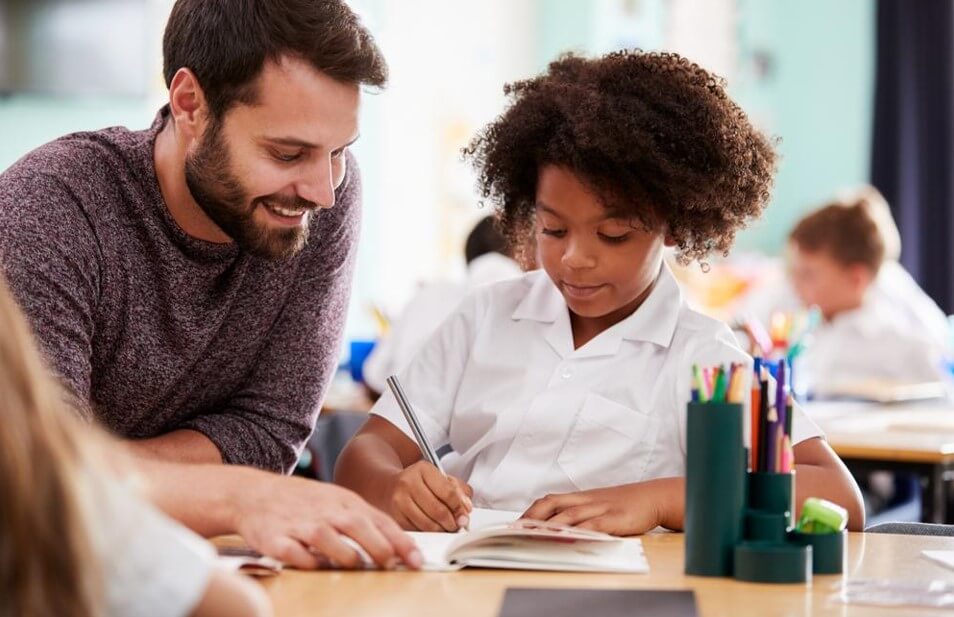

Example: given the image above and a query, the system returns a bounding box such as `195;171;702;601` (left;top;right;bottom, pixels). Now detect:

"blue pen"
776;359;787;439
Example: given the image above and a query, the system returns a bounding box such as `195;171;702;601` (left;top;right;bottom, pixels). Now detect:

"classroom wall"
0;0;876;343
730;0;875;254
533;0;875;257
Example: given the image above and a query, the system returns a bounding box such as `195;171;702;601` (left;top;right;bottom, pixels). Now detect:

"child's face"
787;241;871;320
534;165;666;328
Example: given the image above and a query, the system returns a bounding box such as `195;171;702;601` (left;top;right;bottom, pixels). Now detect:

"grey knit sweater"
0;108;360;472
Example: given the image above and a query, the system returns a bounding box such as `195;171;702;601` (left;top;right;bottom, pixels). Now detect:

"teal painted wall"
535;0;875;256
731;0;875;253
0;95;157;172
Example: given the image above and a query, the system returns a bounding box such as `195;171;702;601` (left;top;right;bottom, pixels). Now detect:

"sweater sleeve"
0;165;101;417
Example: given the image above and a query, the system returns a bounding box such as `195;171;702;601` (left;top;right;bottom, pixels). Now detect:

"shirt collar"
511;262;683;356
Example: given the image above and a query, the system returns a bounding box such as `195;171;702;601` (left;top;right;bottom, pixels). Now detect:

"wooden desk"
808;402;954;523
259;532;954;617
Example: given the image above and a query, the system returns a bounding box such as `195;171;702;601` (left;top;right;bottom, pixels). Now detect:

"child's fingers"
451;479;474;517
411;481;461;531
421;465;468;515
398;492;447;531
521;492;586;521
576;517;617;535
546;503;608;527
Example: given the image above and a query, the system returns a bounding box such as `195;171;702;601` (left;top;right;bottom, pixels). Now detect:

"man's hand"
385;461;474;532
230;473;423;570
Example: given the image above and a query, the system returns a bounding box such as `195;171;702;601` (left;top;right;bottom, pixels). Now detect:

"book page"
469;507;522;529
406;532;461;571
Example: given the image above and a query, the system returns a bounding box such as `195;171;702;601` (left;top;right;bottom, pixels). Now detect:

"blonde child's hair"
0;276;102;617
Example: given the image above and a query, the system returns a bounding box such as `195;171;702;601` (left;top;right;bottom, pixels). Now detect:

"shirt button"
562;368;573;379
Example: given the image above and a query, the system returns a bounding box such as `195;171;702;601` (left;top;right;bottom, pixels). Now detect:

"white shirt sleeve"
87;475;216;617
677;324;824;455
370;291;480;449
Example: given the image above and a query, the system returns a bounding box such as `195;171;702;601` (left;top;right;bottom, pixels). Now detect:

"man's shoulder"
3;125;148;186
0;125;154;235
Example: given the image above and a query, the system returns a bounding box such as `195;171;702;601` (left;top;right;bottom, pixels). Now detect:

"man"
0;0;419;569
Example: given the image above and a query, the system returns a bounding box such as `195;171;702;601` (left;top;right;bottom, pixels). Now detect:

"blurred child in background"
787;188;948;396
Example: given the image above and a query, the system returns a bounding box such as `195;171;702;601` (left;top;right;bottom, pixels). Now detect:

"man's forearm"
126;429;223;465
133;457;246;536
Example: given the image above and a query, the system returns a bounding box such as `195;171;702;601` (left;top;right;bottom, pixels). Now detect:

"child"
788;191;948;394
0;275;271;617
336;50;864;535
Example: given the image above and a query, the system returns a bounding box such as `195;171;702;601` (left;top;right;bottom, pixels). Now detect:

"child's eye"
540;227;566;238
598;232;629;244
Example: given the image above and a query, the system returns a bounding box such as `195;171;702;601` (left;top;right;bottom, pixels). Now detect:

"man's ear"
167;68;211;143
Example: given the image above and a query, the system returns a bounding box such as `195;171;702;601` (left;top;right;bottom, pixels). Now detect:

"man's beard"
184;121;315;260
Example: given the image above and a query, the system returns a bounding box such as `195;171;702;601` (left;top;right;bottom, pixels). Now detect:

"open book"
409;508;648;573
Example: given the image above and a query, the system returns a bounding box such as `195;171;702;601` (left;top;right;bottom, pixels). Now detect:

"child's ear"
663;232;677;247
847;263;874;291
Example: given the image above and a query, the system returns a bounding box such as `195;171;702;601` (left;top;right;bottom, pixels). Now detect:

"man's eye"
274;151;302;162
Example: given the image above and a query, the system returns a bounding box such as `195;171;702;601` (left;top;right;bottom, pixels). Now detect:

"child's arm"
522;437;864;535
190;569;272;617
789;437;865;531
335;416;473;532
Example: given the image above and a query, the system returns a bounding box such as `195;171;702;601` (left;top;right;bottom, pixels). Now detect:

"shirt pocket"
556;393;660;490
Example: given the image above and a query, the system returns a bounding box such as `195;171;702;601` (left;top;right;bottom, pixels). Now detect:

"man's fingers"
259;536;322;570
303;525;364;569
334;516;396;569
372;511;423;569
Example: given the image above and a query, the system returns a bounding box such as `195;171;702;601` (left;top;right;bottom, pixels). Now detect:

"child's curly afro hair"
463;50;778;264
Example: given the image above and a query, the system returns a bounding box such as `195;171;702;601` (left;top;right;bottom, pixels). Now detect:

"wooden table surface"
808;402;954;464
255;532;954;617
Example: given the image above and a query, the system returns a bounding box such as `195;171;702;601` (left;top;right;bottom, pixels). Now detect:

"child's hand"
386;461;474;532
521;482;674;536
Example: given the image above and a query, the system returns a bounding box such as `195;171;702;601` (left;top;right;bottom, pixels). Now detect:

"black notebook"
497;588;697;617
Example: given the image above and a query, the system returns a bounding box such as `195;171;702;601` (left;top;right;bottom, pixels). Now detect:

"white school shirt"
736;258;950;350
363;253;522;394
800;293;946;394
372;263;823;511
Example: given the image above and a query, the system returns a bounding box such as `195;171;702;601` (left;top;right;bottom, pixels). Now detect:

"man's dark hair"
163;0;387;119
464;216;509;264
